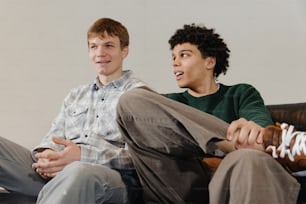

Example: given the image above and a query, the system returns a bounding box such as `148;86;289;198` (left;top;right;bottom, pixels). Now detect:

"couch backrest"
266;103;306;131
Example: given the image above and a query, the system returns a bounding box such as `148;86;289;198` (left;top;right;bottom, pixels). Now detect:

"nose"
172;57;180;68
96;46;106;56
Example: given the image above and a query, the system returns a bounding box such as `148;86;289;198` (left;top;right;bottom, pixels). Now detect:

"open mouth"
175;71;184;76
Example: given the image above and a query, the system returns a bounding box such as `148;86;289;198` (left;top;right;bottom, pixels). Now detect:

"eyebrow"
179;49;193;53
88;40;116;46
172;49;193;56
104;40;115;44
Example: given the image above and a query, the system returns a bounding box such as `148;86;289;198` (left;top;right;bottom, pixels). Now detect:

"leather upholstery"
267;103;306;131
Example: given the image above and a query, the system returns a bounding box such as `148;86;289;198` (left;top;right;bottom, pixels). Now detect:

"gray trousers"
116;87;300;204
0;136;135;204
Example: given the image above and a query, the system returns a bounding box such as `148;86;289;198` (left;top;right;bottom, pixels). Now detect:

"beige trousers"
117;87;300;204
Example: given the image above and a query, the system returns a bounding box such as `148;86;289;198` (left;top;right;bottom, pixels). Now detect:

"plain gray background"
1;0;306;149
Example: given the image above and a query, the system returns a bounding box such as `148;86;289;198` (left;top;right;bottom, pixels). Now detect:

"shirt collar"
93;70;133;91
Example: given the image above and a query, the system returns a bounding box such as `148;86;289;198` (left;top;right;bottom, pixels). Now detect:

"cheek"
183;61;197;74
88;52;95;61
112;53;124;63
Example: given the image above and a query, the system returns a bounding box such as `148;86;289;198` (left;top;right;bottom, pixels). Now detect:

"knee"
223;149;269;168
61;162;119;184
117;86;155;114
53;162;110;194
227;148;262;159
60;162;94;183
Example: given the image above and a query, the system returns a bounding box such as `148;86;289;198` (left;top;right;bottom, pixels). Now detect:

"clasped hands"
226;118;265;151
32;137;81;179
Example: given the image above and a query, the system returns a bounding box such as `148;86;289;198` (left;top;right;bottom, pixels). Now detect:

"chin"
96;68;108;74
177;82;186;88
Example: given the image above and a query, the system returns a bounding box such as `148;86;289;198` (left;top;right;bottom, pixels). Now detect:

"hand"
32;137;81;178
226;118;264;150
35;157;52;179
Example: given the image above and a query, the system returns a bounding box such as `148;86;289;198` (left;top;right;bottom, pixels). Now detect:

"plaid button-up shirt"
32;70;145;170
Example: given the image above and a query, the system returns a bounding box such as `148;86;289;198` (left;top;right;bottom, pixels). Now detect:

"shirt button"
85;134;88;138
101;98;104;101
96;115;99;118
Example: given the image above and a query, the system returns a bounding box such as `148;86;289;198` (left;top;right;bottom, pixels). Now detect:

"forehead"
172;43;199;54
88;33;120;44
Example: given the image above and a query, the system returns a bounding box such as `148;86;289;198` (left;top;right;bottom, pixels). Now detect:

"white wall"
1;0;306;149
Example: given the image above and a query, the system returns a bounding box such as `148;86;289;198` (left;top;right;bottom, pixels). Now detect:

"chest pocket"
66;106;89;129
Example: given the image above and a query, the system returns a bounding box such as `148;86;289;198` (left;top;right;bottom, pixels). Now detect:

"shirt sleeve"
236;84;274;127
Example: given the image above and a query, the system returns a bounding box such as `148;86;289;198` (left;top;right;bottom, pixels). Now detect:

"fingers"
227;118;252;143
36;167;59;178
33;150;64;171
242;126;258;145
227;118;264;149
35;137;73;160
52;137;72;146
226;118;245;140
37;172;51;179
35;149;60;160
35;164;62;175
33;158;63;169
256;131;264;144
32;158;64;178
247;124;263;145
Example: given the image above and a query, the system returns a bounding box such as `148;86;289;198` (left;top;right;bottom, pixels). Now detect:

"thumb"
52;137;70;147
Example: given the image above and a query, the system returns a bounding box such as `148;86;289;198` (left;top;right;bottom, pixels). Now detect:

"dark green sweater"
163;83;273;127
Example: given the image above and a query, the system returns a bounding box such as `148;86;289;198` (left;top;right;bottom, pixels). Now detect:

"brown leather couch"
1;102;306;203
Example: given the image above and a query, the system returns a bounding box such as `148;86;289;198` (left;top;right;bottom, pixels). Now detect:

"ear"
121;46;129;58
205;57;216;70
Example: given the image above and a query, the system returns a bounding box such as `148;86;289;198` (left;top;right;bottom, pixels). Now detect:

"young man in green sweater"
116;24;303;203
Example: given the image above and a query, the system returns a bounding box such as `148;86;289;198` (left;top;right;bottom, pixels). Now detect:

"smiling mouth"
96;60;111;65
175;71;184;76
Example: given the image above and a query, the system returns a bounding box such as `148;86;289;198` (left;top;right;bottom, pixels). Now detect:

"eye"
89;45;97;49
105;43;114;48
180;52;189;58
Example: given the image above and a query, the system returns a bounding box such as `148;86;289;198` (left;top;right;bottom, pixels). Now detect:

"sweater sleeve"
234;84;273;127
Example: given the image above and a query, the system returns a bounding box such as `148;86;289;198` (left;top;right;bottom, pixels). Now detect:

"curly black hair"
168;24;230;78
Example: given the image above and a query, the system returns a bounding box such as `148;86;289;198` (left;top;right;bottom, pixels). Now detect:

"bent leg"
209;149;300;204
116;87;229;203
37;162;129;204
0;136;46;196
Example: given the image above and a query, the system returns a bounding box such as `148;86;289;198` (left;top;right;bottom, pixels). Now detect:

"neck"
98;70;124;86
188;82;219;97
